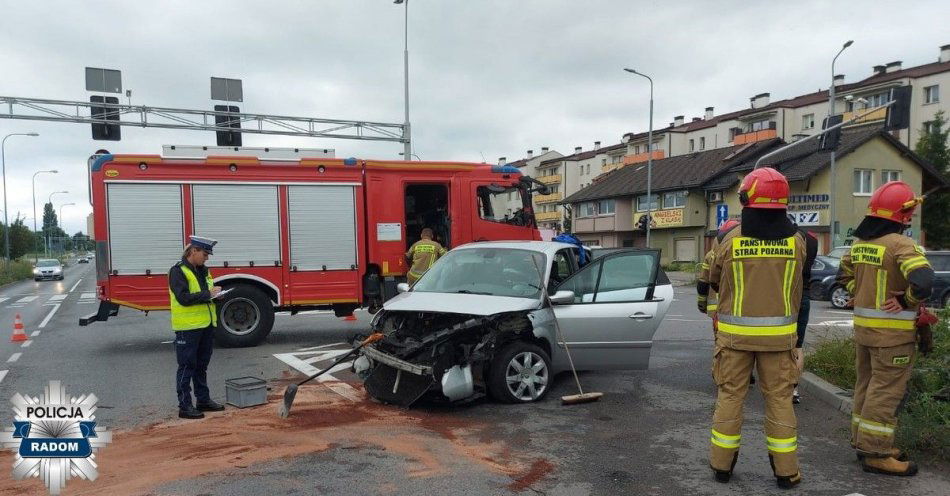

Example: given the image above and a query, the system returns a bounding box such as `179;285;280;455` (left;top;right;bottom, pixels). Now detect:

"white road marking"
667;314;684;317
31;331;40;337
7;353;21;363
0;370;7;384
827;310;853;315
296;342;350;352
273;347;360;402
160;340;174;344
48;294;68;301
78;301;97;304
16;296;37;303
0;297;7;304
276;310;333;316
817;320;853;327
6;304;26;309
80;292;96;299
69;279;83;292
38;304;60;329
21;340;32;348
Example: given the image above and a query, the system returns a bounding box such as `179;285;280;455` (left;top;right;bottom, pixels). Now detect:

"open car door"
550;249;668;371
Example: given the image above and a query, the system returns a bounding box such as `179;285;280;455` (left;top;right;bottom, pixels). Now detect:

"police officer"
169;236;226;419
707;167;806;489
405;227;447;285
837;181;932;476
698;219;740;326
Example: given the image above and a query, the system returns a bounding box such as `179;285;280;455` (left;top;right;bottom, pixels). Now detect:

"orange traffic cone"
344;313;358;322
11;314;27;342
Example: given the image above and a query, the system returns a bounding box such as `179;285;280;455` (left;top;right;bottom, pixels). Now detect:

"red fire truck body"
80;150;541;346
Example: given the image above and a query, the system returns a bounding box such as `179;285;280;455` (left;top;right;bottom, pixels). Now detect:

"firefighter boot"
712;451;738;483
862;456;918;476
856;448;908;462
769;455;802;489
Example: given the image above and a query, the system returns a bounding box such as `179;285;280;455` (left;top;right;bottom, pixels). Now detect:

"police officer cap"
189;235;218;255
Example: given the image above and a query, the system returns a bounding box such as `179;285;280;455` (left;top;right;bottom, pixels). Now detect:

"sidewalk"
665;271;695;287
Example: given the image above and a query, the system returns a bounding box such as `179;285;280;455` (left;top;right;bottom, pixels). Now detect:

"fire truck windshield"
476;184;534;227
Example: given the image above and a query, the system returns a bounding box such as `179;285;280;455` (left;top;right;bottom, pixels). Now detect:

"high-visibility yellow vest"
169;264;217;331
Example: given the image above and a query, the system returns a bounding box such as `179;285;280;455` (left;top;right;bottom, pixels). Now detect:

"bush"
0;259;36;285
662;261;701;273
805;308;950;460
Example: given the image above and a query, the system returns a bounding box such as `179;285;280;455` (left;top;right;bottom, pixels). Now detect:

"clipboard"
212;288;234;300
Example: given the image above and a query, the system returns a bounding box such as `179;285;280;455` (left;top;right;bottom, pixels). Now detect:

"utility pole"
828;40;854;249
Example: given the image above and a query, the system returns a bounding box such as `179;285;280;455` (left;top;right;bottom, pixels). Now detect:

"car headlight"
33;268;40;274
53;268;62;273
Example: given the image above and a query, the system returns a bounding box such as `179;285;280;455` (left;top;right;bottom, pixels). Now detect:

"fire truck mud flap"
79;301;120;326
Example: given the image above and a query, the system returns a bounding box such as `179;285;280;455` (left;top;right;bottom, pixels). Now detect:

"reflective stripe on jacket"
837;233;931;347
169;265;217;331
708;229;806;351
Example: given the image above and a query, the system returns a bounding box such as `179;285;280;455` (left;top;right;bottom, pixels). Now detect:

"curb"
798;371;853;416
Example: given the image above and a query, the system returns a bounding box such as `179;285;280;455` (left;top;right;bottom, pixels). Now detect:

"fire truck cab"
80;146;545;347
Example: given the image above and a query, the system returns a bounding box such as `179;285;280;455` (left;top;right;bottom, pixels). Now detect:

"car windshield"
816;255;839;268
36;260;60;267
827;247;849;259
412;248;545;299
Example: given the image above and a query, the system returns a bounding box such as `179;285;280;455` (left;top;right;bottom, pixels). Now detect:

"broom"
278;332;384;418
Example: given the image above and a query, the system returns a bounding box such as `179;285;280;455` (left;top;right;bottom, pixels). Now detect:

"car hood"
384;291;540;316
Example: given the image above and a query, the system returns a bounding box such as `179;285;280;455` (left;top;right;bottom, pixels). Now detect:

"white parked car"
355;241;673;406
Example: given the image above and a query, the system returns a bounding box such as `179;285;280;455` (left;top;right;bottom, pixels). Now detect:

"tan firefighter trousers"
710;347;799;477
851;342;916;456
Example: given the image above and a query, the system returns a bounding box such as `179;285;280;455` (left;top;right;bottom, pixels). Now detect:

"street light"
32;169;58;262
828;40;854;250
398;152;422;160
58;203;76;254
623;68;654;247
394;0;412;161
2;132;39;262
47;190;68;257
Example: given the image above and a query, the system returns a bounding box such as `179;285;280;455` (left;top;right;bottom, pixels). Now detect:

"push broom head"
561;392;603;405
277;383;298;418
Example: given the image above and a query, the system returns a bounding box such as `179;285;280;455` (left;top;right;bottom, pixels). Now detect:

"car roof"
453;240;576;257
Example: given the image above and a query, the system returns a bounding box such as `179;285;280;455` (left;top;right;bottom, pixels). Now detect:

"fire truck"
79;146;545;346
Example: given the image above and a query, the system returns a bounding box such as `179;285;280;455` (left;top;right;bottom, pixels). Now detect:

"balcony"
622;150;665;166
534;192;563;204
841;107;887;125
733;128;777;145
534;211;561;222
536;174;562;185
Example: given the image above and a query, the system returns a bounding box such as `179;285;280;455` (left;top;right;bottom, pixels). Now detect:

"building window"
634;145;641;154
882;170;901;183
699;137;706;150
579;164;584;175
924;85;939;104
749;119;771;132
580;202;597;217
636;194;660;211
802;113;815;130
586;164;590;174
729;128;739;142
601;158;607;166
866;91;891;108
853;169;873;195
924;121;939;135
663;191;687;209
598;199;615;215
689;139;695;152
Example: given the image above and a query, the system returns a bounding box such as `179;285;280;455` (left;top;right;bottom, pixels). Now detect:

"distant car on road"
34;259;64;281
809;255;851;309
925;251;950;308
77;257;90;264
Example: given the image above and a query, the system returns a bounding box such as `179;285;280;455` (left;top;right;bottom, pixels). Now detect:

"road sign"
716;204;728;228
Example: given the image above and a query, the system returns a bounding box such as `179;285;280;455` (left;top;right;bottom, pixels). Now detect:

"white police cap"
189;235;218;254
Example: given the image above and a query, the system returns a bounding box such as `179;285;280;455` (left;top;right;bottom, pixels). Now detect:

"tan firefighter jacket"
708;228;806;352
698;241;720;316
837;233;931;347
406;239;446;282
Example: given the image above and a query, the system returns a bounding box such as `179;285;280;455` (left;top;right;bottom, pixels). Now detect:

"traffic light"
90;96;121;141
819;114;843;151
214;105;242;146
885;86;912;131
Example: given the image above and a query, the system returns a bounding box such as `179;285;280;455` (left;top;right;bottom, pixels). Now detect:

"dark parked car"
810;255;852;309
926;251;950;308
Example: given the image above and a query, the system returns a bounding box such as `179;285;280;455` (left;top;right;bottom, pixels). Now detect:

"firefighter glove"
917;325;934;355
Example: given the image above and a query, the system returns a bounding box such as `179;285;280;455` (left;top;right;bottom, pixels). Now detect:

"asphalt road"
0;271;947;495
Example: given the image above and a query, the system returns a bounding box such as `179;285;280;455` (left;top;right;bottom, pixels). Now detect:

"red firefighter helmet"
719;219;740;234
738;167;789;209
867;181;922;224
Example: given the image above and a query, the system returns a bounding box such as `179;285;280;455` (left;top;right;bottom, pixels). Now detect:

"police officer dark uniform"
169;236;226;419
837;181;932;476
707;167;806;489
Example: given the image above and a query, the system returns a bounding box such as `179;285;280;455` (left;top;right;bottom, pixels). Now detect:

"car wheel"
488;341;551;404
214;284;274;348
830;286;851;309
34;278;40;282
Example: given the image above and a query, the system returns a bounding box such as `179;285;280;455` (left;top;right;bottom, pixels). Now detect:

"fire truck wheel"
215;284;274;347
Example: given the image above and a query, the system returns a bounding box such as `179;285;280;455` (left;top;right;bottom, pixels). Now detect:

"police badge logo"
0;380;112;495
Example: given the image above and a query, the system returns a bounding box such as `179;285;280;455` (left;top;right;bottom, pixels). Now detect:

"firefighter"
836;181;932;476
707;167;806;489
169;236;226;420
793;230;819;404
698;219;740;326
405;227;447;285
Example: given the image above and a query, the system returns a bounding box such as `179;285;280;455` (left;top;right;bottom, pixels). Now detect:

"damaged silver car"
354;241;673;406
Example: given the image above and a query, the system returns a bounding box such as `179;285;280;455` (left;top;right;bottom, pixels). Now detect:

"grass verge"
0;260;36;286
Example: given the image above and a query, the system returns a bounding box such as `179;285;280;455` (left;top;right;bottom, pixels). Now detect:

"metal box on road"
225;377;267;408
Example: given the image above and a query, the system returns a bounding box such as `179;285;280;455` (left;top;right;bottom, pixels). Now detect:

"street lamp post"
2;132;39;262
828;40;853;250
32;169;58;262
58;202;75;255
623;68;654;247
46;190;68;257
394;0;411;161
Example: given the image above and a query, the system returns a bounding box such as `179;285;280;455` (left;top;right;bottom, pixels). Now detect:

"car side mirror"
396;282;410;294
549;290;575;305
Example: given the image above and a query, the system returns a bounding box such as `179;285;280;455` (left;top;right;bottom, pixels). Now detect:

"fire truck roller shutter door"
107;183;184;274
288;185;358;270
191;185;281;267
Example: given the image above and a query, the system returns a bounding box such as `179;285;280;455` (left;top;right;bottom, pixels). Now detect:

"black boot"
179;406;205;419
770;454;802;489
197;400;226;412
712;452;739;483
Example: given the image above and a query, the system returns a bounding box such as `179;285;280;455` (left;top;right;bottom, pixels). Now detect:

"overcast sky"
1;0;948;234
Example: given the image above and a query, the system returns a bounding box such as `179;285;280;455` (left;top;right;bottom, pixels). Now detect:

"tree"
42;202;58;233
916;111;950;249
9;216;35;260
72;231;92;252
